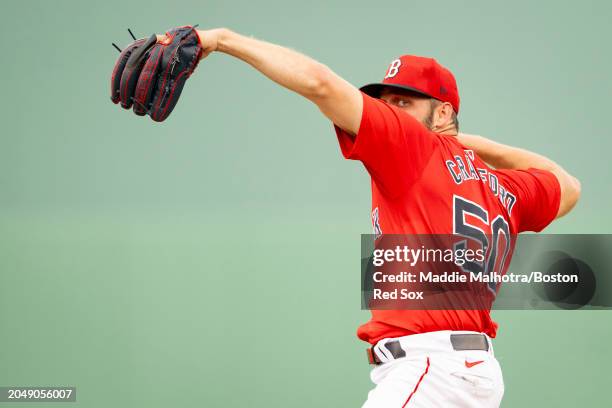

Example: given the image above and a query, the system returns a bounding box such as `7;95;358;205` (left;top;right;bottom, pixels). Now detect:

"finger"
156;34;170;44
119;34;157;109
132;43;164;116
110;39;145;104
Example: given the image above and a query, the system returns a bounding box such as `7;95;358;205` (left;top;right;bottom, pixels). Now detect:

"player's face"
379;88;436;129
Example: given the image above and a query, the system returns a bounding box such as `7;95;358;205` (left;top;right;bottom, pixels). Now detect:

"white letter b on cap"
384;59;401;79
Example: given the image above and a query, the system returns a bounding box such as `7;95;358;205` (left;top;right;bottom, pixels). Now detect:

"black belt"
367;333;490;365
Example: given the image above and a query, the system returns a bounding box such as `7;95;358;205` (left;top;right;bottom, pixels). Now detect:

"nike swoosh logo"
465;360;484;368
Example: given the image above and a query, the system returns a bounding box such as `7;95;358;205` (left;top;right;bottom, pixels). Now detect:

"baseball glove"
110;26;203;122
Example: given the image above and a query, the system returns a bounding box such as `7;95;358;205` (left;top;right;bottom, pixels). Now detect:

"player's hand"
111;25;204;121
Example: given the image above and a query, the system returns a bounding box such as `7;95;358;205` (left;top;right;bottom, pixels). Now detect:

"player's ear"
434;102;454;128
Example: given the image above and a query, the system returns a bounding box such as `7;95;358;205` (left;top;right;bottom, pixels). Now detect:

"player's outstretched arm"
457;133;581;218
190;28;363;136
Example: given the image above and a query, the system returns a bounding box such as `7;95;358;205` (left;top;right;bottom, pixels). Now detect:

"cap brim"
359;83;433;99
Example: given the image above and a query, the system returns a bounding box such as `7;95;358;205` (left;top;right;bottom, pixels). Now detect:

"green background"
1;0;610;406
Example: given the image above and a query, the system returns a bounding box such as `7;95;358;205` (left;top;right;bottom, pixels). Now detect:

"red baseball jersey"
334;92;561;345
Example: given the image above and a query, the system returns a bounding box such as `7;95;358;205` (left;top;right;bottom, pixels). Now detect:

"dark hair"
451;111;459;131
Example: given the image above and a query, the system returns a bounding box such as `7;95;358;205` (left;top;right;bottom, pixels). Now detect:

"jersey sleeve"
497;168;561;232
334;92;438;196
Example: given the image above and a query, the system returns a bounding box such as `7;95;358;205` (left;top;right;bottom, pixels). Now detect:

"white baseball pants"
362;331;504;408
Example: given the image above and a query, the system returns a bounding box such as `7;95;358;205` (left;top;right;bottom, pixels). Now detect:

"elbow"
303;63;334;100
567;175;582;207
558;175;582;217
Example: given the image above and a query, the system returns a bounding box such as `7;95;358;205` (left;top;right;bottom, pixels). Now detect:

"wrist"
458;134;508;168
215;28;233;53
196;28;231;56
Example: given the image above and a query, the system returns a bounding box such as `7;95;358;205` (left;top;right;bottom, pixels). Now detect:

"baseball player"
111;27;581;407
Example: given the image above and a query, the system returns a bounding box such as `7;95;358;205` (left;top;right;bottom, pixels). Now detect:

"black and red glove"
111;26;203;122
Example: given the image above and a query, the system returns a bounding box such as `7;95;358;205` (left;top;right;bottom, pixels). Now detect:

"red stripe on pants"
401;357;430;407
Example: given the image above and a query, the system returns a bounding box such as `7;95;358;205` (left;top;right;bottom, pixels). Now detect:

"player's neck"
432;123;458;136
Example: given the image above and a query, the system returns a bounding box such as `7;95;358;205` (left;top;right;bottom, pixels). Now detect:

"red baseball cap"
360;55;460;113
